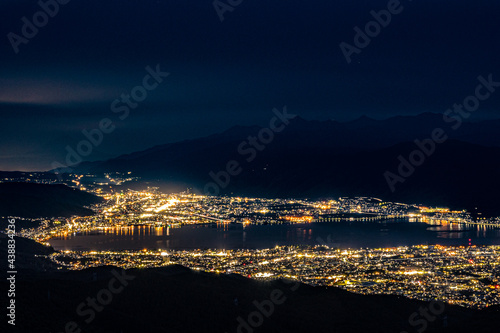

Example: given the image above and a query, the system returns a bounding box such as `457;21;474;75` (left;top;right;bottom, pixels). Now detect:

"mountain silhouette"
65;113;500;215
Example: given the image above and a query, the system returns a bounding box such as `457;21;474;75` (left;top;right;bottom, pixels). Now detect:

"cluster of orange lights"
419;207;450;213
283;216;314;222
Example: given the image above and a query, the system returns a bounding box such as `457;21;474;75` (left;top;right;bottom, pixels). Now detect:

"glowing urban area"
7;172;500;310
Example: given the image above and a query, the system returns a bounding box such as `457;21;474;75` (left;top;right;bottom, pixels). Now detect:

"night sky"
1;0;499;171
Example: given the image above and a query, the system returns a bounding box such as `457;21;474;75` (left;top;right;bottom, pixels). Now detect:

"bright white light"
255;272;273;278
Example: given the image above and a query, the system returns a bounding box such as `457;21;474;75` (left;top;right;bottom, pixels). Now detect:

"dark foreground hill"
4;265;500;333
0;182;104;219
2;238;499;333
0;234;56;273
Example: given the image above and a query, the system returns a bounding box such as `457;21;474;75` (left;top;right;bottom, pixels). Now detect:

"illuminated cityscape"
47;245;500;309
6;185;498;310
3;1;500;331
14;185;500;243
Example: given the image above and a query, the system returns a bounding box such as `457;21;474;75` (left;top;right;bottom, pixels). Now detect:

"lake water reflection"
49;219;500;251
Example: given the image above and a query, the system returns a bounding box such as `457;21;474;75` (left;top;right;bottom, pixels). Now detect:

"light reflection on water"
49;219;500;251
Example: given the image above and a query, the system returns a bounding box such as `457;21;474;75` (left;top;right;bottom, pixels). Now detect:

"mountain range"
63;113;500;216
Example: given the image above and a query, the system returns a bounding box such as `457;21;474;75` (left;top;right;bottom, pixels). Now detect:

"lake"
48;219;500;251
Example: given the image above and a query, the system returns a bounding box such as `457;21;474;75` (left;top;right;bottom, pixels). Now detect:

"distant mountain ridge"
63;113;500;215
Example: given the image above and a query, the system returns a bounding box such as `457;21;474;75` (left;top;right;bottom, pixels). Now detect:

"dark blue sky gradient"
1;0;499;170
